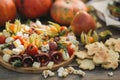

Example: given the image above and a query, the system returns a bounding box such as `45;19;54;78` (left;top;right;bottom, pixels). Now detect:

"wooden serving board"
0;54;75;73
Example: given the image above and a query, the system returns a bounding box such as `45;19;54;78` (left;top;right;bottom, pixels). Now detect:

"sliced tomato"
0;35;6;44
67;44;75;57
26;44;38;56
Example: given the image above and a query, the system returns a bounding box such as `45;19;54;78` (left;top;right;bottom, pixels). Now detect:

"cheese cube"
41;44;49;52
47;61;54;69
32;62;40;69
61;50;70;60
13;39;21;48
3;54;11;62
12;48;22;55
17;45;25;51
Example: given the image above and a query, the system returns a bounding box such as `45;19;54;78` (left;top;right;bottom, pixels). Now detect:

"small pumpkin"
15;0;53;19
50;0;88;25
0;0;17;26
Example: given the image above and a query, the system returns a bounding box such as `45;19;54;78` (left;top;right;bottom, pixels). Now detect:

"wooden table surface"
0;18;120;80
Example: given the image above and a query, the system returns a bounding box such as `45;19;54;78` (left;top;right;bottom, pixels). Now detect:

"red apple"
71;11;96;36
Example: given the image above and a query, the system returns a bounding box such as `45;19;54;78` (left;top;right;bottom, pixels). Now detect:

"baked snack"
0;20;79;73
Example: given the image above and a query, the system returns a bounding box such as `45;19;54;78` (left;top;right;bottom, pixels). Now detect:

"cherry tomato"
0;35;6;44
14;36;25;45
67;44;75;57
26;44;38;56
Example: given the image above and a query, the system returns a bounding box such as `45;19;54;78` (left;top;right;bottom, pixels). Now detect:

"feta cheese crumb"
12;48;22;55
47;61;54;69
66;66;75;74
16;32;23;36
108;72;114;77
13;39;21;48
73;70;86;77
42;70;55;78
17;45;25;51
24;25;30;31
41;44;49;52
3;54;11;62
57;66;86;78
32;62;40;69
61;50;70;60
57;67;69;77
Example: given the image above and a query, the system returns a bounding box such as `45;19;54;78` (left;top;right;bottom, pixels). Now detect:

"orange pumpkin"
50;0;88;25
0;0;17;26
15;0;53;19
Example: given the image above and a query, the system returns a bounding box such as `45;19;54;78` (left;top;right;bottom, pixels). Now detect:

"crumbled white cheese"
42;70;55;78
12;48;22;55
41;44;49;52
13;39;21;48
32;62;40;69
66;66;75;74
57;66;86;78
3;54;11;62
73;70;86;77
47;61;54;69
5;37;14;43
23;34;29;39
67;35;79;45
16;45;25;51
24;25;30;31
16;32;23;36
61;50;70;60
57;67;65;73
108;72;114;77
57;67;69;77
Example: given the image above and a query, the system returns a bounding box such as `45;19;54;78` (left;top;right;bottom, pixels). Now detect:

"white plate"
91;0;120;28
